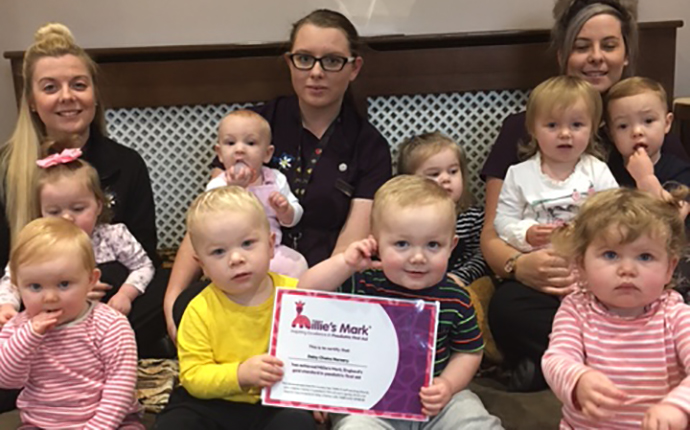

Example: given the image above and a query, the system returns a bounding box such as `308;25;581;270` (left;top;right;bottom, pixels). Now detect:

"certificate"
262;288;439;422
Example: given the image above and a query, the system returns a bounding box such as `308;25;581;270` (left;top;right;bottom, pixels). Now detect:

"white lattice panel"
106;90;528;249
106;103;256;248
367;91;529;203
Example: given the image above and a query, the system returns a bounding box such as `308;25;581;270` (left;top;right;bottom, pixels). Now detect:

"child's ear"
665;256;679;285
214;144;223;162
193;254;209;279
90;268;101;287
263;144;275;164
268;232;276;260
451;235;459;250
664;112;674;134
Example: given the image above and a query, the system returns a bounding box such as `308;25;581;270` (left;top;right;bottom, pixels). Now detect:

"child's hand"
419;376;453;417
238;354;284;389
88;281;112;301
0;304;17;327
107;292;133;316
642;403;688;430
224;163;255;188
268;192;290;215
313;411;328;424
343;236;382;272
574;370;627;420
626;148;655;183
526;224;557;247
30;309;63;335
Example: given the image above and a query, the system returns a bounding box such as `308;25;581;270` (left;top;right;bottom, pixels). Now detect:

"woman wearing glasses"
163;9;391;342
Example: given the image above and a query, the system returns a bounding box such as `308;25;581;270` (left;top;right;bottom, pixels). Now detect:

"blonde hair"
37;157;110;224
371;175;456;236
186;186;269;247
218;110;272;145
552;0;638;76
10;217;96;286
605;76;668;123
396;132;475;212
0;23;106;245
522;75;604;160
552;187;687;287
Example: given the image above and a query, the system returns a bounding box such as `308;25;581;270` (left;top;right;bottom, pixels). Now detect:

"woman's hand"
514;248;577;296
107;292;133;316
88;281;112;301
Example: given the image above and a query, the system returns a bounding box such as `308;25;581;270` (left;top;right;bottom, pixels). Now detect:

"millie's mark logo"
291;301;311;329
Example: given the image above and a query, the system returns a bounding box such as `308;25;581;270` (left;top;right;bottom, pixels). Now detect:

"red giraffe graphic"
291;301;311;329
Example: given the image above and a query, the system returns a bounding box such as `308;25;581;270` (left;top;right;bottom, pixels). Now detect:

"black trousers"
154;386;316;430
487;279;560;390
99;261;168;357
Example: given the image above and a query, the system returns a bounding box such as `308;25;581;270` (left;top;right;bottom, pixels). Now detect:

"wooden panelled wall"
4;21;682;114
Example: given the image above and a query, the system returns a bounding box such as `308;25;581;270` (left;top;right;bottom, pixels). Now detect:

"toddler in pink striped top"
0;218;142;429
543;187;690;430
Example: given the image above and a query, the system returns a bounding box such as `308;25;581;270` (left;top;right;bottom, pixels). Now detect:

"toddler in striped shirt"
543;187;690;430
0;217;142;429
397;132;488;287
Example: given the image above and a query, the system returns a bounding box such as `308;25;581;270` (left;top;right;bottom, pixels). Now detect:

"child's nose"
617;259;637;276
61;213;74;223
228;251;245;266
43;290;59;303
558;126;571;137
410;250;426;264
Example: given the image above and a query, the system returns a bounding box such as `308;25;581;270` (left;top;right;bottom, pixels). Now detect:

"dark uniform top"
0;126;159;268
214;96;392;266
481;111;689;184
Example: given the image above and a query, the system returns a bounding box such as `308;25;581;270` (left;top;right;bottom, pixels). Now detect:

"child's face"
192;210;275;303
215;116;274;175
376;203;457;290
40;177;101;236
607;92;673;162
17;250;99;326
413;147;464;204
579;229;678;317
534;98;592;167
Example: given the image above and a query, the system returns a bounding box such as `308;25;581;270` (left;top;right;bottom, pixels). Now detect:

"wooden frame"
4;21;682;112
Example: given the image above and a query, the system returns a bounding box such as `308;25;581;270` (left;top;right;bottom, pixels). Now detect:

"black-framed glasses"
286;53;356;72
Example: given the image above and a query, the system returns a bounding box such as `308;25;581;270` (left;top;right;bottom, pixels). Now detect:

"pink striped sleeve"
661;304;690;415
0;316;43;389
542;294;591;409
83;312;139;430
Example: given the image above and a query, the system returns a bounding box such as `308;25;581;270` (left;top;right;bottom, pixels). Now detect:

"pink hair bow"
36;148;83;168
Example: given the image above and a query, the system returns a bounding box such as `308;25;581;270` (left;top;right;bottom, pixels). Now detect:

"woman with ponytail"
0;25;167;414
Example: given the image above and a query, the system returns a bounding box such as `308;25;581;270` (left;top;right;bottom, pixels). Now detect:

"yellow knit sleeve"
178;298;244;399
